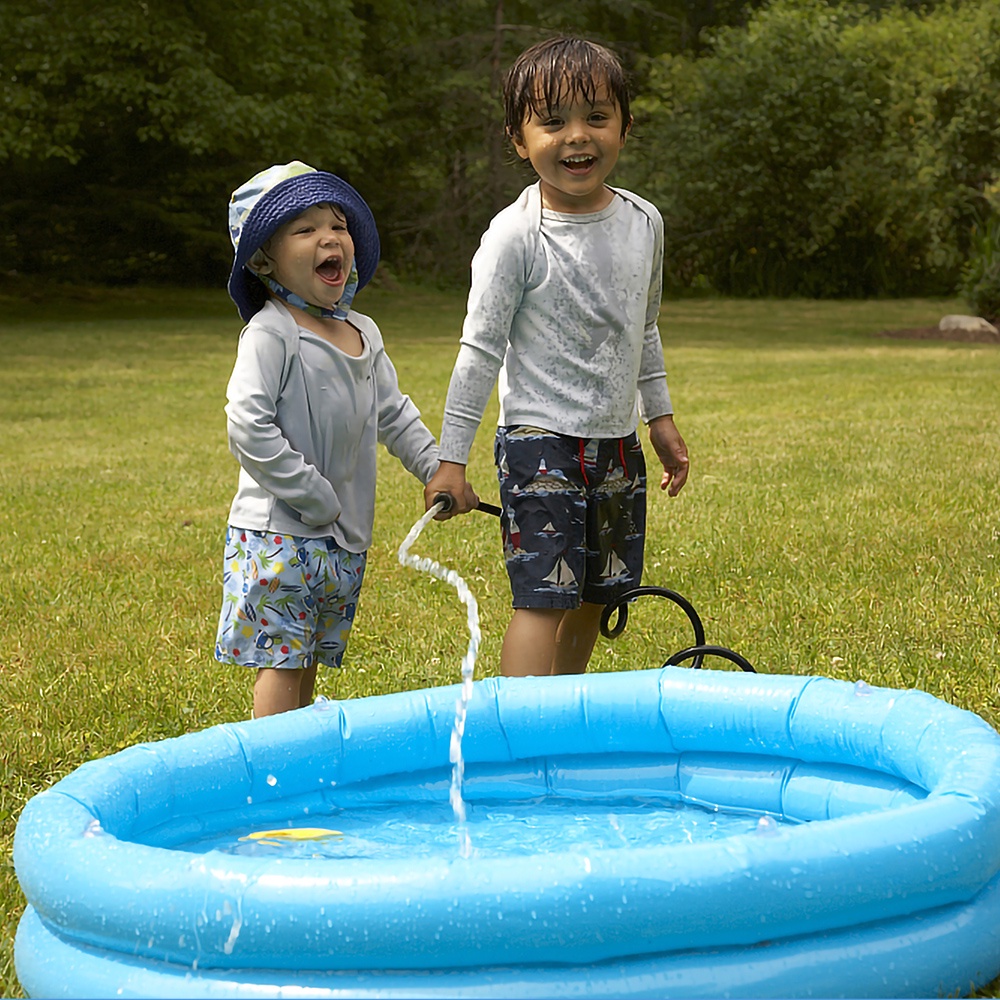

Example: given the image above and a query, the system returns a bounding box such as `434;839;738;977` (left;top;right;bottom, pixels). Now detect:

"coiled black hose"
600;587;757;673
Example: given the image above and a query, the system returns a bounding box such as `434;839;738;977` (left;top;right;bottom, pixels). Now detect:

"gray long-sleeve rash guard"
439;183;674;465
224;299;439;552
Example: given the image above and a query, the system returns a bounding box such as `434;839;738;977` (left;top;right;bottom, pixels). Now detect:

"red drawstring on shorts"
579;437;628;485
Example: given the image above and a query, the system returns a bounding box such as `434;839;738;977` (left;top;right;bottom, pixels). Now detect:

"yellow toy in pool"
239;828;343;847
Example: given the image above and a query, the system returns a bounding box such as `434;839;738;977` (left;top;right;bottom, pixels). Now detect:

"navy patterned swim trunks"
494;426;647;610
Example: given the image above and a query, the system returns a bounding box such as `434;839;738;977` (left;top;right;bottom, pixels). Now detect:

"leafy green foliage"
1;0;997;293
357;0;728;283
0;0;384;284
619;0;1000;297
0;0;794;287
961;215;1000;323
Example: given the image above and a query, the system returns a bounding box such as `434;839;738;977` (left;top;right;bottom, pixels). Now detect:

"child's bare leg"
298;663;318;707
254;667;307;717
552;601;605;675
501;608;563;677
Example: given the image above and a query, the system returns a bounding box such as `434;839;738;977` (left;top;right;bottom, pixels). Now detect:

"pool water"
177;796;794;862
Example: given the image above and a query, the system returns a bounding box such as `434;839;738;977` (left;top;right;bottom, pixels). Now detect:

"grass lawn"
1;285;998;997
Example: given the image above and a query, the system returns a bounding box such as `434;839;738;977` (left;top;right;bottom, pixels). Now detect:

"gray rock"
939;314;999;335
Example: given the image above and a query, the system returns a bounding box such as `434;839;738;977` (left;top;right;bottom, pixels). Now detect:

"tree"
0;0;386;284
353;0;718;285
15;0;987;293
619;0;1000;296
1;0;774;286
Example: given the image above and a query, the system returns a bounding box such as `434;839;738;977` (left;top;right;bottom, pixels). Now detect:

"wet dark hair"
503;36;631;141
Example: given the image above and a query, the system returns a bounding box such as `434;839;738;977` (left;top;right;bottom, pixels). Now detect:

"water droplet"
756;815;779;835
854;679;872;696
266;774;277;787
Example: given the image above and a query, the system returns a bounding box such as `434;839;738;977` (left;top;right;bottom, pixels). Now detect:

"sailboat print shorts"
494;426;647;610
214;528;367;670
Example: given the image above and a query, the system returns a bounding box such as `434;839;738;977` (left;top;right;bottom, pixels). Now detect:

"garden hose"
665;644;757;673
601;587;757;673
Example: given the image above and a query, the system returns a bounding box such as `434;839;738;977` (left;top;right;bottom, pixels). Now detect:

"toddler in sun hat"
215;161;467;719
227;160;381;322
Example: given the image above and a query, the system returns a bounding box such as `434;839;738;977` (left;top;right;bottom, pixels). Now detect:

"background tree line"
2;0;998;305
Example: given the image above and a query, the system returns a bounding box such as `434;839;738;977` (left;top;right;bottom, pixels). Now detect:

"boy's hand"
425;461;479;519
648;415;690;497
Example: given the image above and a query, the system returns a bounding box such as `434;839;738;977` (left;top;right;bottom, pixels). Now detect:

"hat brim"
228;172;380;322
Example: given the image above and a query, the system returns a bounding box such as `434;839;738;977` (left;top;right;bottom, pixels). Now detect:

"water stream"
397;501;479;855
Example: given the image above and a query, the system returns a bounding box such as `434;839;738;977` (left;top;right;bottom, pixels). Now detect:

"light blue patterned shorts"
214;528;367;670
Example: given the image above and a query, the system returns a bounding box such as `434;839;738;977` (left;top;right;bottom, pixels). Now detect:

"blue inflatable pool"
14;667;1000;998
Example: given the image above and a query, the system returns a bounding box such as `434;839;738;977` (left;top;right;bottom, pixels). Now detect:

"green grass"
1;286;998;996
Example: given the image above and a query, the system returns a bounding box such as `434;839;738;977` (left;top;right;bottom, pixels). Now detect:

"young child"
217;161;450;717
425;37;690;678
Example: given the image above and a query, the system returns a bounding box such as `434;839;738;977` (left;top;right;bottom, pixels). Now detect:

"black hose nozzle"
432;493;502;518
433;492;455;513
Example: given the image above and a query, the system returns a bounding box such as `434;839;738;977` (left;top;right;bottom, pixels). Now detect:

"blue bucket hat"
227;161;380;322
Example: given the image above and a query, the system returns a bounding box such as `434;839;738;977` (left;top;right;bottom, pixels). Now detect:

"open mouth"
560;154;597;174
316;255;345;286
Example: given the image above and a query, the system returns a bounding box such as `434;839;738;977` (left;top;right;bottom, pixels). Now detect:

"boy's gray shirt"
439;183;674;464
225;299;439;552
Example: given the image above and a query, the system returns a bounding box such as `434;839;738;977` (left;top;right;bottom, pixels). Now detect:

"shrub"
961;217;1000;323
621;0;1000;298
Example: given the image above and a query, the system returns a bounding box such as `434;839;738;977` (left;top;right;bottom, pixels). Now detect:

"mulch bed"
876;325;999;344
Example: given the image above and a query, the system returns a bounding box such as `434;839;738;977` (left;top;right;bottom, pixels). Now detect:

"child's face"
512;82;628;214
257;204;355;310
